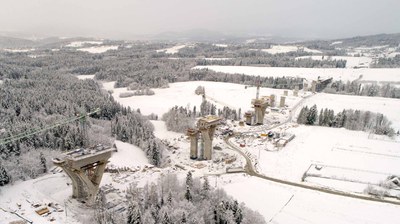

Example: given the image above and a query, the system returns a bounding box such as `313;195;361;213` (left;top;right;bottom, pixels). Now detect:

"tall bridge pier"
187;128;199;159
197;115;222;160
53;145;115;204
251;97;269;125
187;115;222;160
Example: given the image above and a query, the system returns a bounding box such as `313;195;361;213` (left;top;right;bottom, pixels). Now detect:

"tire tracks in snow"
222;93;400;206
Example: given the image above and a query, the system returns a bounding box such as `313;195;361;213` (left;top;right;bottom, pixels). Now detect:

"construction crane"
0;108;101;146
256;75;261;100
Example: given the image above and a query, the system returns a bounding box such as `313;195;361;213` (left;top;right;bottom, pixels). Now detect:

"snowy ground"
330;41;343;45
203;57;232;61
77;45;118;54
108;140;150;168
260;45;322;54
75;74;95;80
193;65;400;83
213;44;228;48
103;80;304;117
346;45;399;59
2;48;35;53
0;173;81;224
235;125;400;194
65;41;103;48
388;52;400;58
298;93;400;131
296;55;373;68
156;45;187;54
220;174;400;223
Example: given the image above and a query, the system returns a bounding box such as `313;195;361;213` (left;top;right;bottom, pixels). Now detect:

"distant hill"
152;29;304;44
0;35;104;49
335;33;400;47
152;29;234;42
1;31;399;48
0;36;35;48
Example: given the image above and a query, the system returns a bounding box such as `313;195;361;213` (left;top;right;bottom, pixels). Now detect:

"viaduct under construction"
53;145;115;204
187;115;222;160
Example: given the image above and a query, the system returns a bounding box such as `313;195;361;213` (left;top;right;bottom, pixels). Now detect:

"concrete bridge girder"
53;146;114;205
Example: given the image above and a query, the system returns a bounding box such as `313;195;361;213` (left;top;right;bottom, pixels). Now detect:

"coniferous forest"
94;172;266;224
297;105;395;136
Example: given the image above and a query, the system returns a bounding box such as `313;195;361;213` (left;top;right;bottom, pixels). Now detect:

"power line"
0;108;100;146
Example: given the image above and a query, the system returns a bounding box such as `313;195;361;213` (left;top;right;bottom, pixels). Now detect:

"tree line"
297;105;395;136
189;69;304;89
162;101;241;133
324;80;400;99
371;55;400;68
197;55;347;68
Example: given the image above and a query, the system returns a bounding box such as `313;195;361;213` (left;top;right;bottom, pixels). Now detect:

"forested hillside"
0;54;164;184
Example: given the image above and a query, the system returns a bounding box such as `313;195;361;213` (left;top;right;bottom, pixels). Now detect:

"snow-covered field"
156;45;186;54
241;125;400;192
109;140;150;168
193;65;400;83
296;55;373;68
213;44;228;48
2;48;35;53
221;174;400;223
0;173;80;224
388;52;400;58
103;80;304;117
330;41;343;45
298;93;400;130
203;57;232;61
260;45;322;54
65;41;103;48
77;45;118;54
75;74;95;80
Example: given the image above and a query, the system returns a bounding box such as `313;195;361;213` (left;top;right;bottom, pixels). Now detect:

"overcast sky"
1;0;399;40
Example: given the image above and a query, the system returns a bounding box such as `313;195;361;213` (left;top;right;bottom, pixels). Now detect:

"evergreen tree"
192;106;197;117
328;110;335;127
181;212;187;224
232;200;243;224
39;152;47;174
151;141;160;167
185;171;193;189
167;190;173;205
127;202;142;224
201;177;210;199
340;109;347;127
161;211;172;224
306;105;318;125
211;105;216;115
318;109;324;126
297;106;308;124
0;164;10;186
322;108;329;126
184;185;192;202
142;210;155;224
